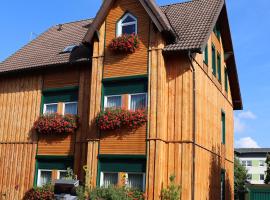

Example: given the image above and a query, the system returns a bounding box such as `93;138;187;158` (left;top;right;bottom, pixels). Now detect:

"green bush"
23;184;54;200
160;175;181;200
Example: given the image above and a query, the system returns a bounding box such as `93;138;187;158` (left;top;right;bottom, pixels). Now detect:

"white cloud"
234;110;257;134
235;137;260;148
238;111;257;120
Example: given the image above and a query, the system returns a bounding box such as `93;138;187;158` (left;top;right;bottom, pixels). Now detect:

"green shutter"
217;53;221;82
212;45;216;76
222;111;226;144
221;170;226;200
225;68;228;92
204;45;208;65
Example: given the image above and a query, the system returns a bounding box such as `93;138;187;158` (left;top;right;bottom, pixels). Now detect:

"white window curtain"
64;102;78;115
127;173;144;190
106;96;122;109
44;104;57;114
103;173;118;188
39;170;52;186
130;94;147;111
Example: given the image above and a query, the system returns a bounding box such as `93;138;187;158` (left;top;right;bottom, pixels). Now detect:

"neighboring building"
235;148;270;184
0;0;242;199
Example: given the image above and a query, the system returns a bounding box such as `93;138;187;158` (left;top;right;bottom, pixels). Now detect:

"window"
43;103;58;114
221;111;226;144
224;67;228;92
104;95;122;109
117;13;137;36
217;53;221;82
247;161;252;167
221;170;225;200
241;160;246;166
58;170;68;180
203;45;208;65
212;45;216;76
260;174;265;181
259;160;265;167
37;170;53;186
129;93;147;111
100;172;145;191
247;174;252;181
214;24;221;39
64;102;78;115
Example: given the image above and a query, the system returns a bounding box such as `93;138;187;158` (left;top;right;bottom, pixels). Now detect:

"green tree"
264;153;270;184
160;175;181;200
234;158;247;200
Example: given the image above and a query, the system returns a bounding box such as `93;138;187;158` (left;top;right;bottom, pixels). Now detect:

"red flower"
33;113;79;135
109;34;140;53
96;108;147;131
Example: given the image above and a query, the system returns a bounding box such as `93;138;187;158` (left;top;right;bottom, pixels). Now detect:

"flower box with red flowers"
109;34;140;53
96;108;147;131
33;113;79;135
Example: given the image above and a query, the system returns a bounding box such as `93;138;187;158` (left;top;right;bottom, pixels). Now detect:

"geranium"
23;184;54;200
33;113;78;134
109;34;140;53
96;108;147;131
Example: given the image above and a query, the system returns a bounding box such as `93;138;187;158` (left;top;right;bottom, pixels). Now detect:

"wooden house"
0;0;242;199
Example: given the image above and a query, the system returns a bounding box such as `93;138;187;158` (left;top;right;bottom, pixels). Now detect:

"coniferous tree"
264;153;270;184
234;158;247;200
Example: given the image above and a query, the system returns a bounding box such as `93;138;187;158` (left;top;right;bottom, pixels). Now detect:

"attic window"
117;13;137;36
61;45;78;54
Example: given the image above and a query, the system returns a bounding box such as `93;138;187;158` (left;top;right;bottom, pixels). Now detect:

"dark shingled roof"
235;148;270;154
0;19;93;73
161;0;224;52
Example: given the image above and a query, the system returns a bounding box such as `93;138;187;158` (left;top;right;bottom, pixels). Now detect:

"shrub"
161;175;181;200
33;113;78;134
96;109;147;131
109;34;140;53
23;184;54;200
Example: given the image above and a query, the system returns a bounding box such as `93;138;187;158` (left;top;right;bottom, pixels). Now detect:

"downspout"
188;51;196;200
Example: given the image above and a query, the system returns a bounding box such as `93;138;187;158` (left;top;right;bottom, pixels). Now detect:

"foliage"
234;157;247;200
96;108;147;131
33;113;78;134
265;153;270;184
160;175;181;200
109;34;140;53
23;184;54;200
76;186;145;200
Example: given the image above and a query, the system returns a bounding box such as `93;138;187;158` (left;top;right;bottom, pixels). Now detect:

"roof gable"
82;0;176;44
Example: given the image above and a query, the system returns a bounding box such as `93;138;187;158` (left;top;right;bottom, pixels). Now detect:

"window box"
96;108;147;131
33;114;78;135
109;34;140;53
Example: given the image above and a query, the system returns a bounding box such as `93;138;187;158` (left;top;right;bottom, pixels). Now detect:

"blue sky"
0;0;269;148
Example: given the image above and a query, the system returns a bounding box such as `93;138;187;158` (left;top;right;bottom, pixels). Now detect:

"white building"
235;148;270;184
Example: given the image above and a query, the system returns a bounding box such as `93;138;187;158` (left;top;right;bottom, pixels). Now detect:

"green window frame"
203;44;208;65
214;24;221;39
212;45;217;76
217;53;222;82
221;170;225;200
221;111;226;144
41;86;79;114
34;156;73;186
225;68;229;92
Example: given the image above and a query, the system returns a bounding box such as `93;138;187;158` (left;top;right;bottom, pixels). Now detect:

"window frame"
128;93;148;111
104;95;123;110
212;44;217;76
126;172;146;191
63;101;78;115
247;160;252;167
43;103;58;114
221;111;226;145
100;172;119;188
117;13;138;37
37;169;53;187
57;170;68;180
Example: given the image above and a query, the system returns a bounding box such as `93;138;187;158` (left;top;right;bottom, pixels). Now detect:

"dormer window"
117;13;137;36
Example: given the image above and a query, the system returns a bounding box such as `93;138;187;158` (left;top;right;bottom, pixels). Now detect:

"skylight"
61;45;78;53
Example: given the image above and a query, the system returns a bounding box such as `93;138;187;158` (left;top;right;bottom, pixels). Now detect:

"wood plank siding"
103;0;150;78
0;74;42;199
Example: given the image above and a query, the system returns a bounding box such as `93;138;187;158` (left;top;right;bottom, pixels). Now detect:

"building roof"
235;148;270;154
0;19;93;74
161;0;224;52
